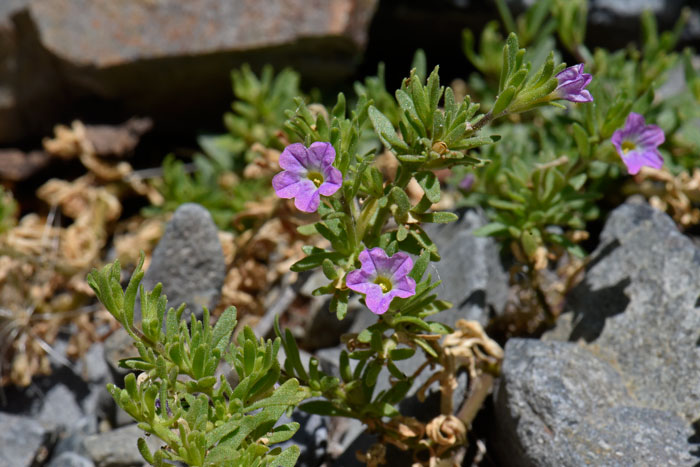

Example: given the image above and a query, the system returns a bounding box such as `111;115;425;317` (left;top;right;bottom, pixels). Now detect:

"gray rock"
495;201;700;466
53;415;98;459
0;0;378;143
551;201;700;420
34;383;84;430
137;203;226;324
105;203;227;383
0;412;50;467
81;343;110;384
83;423;161;467
47;452;95;467
424;207;508;327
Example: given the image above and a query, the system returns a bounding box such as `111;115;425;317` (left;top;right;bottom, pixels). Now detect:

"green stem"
364;165;414;245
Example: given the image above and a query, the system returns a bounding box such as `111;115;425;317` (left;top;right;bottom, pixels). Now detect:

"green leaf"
389;348;415;360
273;446;302;467
572;122;590;157
297;223;318;235
364;360;382;387
417;212;458;224
415;171;440;203
137;438;154;464
369;106;408;151
409;249;431;281
299;400;350;417
428;321;452;334
392;316;432;332
492;86;516;115
330;290;349;321
290;251;345;272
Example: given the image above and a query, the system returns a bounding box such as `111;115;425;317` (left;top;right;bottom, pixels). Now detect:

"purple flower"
554;64;593;103
459;173;475;191
346;248;416;315
611;112;665;175
272;142;342;213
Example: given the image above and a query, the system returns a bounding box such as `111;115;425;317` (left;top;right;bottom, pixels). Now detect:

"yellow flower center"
621;141;636;154
307;171;324;188
374;275;393;293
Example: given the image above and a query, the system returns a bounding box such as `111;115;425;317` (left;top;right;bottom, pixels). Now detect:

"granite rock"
47;452;95;467
83;423;161;467
494;201;700;466
0;412;50;467
34;383;84;430
137;202;226;324
0;0;378;143
424;207;509;327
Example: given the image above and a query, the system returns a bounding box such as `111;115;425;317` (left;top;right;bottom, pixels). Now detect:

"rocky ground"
2;199;699;466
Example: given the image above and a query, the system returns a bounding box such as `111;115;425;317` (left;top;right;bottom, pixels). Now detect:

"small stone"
83;424;161;467
35;384;84;430
0;412;49;467
47;452;95;467
81;343;110;384
137;203;226;324
53;415;98;459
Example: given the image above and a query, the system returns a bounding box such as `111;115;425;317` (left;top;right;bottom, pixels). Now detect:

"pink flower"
346;248;416;315
611;112;665;175
554;64;593;103
272;142;342;212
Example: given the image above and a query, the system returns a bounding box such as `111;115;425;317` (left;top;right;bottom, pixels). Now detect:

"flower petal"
346;269;376;294
622;149;663;175
272;171;305;198
293;185;321;212
278;143;310;173
623;112;646;133
364;287;393;315
387;252;413;278
318;166;342;196
308;142;335;168
392;275;417;297
637;124;665;148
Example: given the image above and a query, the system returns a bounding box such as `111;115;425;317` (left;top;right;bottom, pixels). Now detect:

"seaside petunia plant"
89;0;696;464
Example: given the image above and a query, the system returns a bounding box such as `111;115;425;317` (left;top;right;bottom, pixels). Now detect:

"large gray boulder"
494;201;700;466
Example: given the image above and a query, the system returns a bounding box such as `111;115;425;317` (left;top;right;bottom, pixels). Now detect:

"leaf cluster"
87;256;310;466
458;2;696;262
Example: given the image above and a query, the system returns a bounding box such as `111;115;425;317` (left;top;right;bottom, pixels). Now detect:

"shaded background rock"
2;0;699;144
493;201;700;466
0;0;379;144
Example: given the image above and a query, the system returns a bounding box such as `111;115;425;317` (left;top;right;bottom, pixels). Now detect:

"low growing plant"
91;1;696;463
